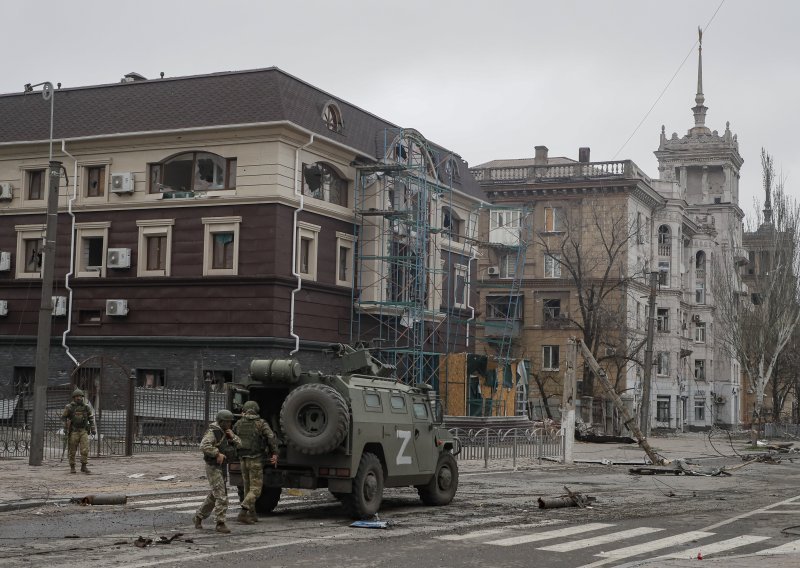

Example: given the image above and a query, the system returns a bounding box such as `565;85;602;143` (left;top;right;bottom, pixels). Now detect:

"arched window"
148;151;236;194
657;225;671;256
322;102;343;133
302;162;348;207
388;131;437;179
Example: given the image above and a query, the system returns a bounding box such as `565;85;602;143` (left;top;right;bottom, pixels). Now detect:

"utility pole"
640;271;658;438
27;80;59;467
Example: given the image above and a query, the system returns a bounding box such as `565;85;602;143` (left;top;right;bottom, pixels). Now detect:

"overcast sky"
3;0;796;217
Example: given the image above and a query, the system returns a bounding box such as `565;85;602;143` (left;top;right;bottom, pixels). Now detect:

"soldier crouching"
194;410;241;533
233;401;279;524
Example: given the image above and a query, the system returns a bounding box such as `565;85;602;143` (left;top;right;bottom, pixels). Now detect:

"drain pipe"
289;133;315;355
464;205;482;346
59;140;79;366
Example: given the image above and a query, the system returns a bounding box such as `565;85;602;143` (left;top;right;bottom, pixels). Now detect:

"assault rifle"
60;419;72;462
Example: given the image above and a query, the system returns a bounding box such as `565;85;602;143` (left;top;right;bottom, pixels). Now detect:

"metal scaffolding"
351;129;474;385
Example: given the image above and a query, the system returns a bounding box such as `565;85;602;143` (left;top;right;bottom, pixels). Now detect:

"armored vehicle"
228;344;460;519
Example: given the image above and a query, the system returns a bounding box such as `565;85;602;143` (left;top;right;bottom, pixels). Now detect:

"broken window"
657;308;669;332
544;207;565;232
148;152;236;193
136;369;166;389
656;396;671;422
322;102;343;132
442;207;463;242
656;352;670;375
302;162;348;207
27;169;45;200
694;359;706;381
85;166;106;198
486;295;522;320
543;299;561;320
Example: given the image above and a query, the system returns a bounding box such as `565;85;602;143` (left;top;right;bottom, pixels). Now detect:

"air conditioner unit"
110;172;134;194
0;300;7;316
52;296;67;316
106;299;129;316
107;248;131;269
487;266;500;276
691;314;701;323
0;251;10;271
0;182;12;201
714;395;726;404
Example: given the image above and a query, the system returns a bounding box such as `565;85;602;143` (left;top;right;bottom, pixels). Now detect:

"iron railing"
448;426;563;466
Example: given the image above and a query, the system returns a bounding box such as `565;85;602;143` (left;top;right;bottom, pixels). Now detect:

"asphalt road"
1;457;799;568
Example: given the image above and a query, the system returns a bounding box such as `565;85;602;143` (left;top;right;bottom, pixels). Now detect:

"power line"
612;0;727;159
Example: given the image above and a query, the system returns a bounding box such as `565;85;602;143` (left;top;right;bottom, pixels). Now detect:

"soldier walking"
233;401;279;524
62;389;96;474
194;410;241;534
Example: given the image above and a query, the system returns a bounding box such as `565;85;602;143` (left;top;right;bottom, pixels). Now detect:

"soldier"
233;400;279;524
193;409;241;534
61;389;96;474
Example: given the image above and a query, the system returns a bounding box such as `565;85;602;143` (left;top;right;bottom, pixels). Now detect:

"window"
657;225;671;256
657;352;670;376
486;295;522;319
695;251;706;304
695;359;706;381
442;207;463;242
78;310;102;325
149;152;236;193
656;396;671;422
75;222;110;278
658;260;670;287
544;207;565;232
295;222;321;280
390;394;407;412
542;345;560;371
136;368;166;389
694;399;705;421
202;216;241;276
137;220;174;277
657;308;669;332
453;264;468;308
335;232;355;286
204;369;234;391
85;165;106;198
364;391;382;410
302;162;348;207
543;299;561;320
500;253;517;279
489;209;521;245
544;253;562;278
695;322;706;342
412;401;429;419
322;102;343;132
27;169;45;200
15;225;45;278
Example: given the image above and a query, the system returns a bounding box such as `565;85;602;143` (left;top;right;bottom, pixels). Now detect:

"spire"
691;27;709;131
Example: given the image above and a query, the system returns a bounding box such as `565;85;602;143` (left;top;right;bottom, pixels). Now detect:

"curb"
0;487;209;514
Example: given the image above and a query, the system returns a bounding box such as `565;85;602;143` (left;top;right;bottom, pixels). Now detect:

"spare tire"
280;384;349;455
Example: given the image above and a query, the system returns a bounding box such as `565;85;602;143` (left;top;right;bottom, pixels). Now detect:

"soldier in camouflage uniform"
62;389;96;474
233;400;279;524
193;410;241;534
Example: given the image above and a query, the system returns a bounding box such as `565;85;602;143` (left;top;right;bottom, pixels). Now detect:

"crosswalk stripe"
438;521;564;541
140;502;204;511
595;530;714;559
538;527;664;552
755;537;800;555
487;523;613;547
658;535;770;559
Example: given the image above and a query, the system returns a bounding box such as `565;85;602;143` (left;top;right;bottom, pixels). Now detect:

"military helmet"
216;409;235;423
242;401;260;413
72;388;84;398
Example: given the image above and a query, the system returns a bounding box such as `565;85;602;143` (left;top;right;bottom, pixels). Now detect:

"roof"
0;67;484;200
471;156;577;169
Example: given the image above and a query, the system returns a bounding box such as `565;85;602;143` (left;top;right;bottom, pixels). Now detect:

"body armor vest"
235;416;266;458
204;424;236;465
69;403;90;430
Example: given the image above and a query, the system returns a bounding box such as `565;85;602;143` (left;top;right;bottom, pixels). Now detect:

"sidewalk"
0;432;748;511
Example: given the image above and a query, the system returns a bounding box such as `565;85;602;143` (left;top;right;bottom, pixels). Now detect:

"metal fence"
763;423;800;439
448;427;563;466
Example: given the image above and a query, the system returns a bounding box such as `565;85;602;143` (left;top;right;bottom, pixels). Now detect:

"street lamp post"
26;81;63;466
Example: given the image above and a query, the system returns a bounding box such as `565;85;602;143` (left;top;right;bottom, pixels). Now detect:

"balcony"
483;319;522;338
470;160;651;185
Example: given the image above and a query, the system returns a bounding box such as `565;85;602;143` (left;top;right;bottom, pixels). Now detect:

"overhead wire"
612;0;727;159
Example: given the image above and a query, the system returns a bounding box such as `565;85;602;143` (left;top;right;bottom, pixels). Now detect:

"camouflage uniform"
233;407;279;522
194;420;241;530
62;390;96;473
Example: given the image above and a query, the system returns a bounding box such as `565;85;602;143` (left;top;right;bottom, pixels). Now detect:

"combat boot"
80;463;91;474
193;515;203;529
215;522;231;534
70;464;76;474
249;509;259;523
236;509;253;524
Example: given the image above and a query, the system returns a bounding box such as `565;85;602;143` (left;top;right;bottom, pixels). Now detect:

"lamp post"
26;81;63;466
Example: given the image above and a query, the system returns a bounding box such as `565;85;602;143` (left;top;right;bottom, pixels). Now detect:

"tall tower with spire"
655;27;743;206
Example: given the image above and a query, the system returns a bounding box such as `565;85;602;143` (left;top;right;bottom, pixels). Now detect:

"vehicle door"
410;395;436;473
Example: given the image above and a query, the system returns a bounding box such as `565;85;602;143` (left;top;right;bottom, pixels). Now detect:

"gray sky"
3;0;796;216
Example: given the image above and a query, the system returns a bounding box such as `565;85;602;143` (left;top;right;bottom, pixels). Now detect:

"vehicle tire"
236;485;245;502
417;452;458;506
280;384;349;455
342;452;384;519
254;487;282;515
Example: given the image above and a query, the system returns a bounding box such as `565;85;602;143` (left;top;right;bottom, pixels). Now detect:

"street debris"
538;486;597;509
127;473;145;479
71;494;128;505
131;533;190;548
134;537;152;548
155;475;176;481
755;440;797;453
350;519;391;529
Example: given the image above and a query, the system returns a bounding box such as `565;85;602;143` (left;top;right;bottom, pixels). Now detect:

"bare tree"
536;199;645;396
713;150;800;424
